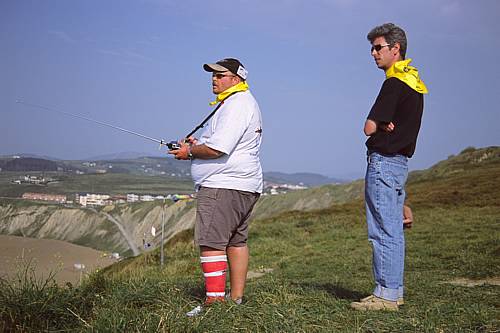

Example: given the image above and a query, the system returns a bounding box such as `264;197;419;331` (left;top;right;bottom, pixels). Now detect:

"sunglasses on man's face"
212;73;236;79
371;44;391;52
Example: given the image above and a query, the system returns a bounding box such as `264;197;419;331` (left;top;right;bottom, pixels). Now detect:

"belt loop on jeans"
366;150;372;164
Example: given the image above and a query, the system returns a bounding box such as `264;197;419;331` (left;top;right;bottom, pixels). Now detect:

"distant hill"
0;155;191;178
254;145;500;219
0;153;61;161
84;151;164;161
0;157;60;172
408;146;500;183
1;153;344;187
264;171;344;186
405;145;500;208
69;156;191;178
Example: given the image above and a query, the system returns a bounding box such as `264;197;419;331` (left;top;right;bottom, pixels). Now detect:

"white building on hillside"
127;194;139;202
76;193;110;207
140;195;154;202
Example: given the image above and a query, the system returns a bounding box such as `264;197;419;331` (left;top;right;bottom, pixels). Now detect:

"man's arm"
364;119;378;136
364;119;395;136
168;141;223;160
403;205;413;229
190;144;223;159
365;78;402;136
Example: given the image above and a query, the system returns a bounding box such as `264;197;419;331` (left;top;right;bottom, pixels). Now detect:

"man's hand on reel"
168;137;196;160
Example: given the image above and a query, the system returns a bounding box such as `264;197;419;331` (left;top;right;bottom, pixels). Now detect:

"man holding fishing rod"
169;58;263;317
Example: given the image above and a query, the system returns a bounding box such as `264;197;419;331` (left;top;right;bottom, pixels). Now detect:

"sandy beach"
0;235;116;285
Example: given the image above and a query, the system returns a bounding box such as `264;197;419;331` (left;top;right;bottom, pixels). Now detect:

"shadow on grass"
183;284;205;301
294;282;366;301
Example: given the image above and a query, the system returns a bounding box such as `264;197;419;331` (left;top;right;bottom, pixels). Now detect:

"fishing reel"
164;141;181;150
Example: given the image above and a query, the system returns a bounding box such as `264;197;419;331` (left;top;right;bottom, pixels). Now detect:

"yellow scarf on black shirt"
385;59;428;94
209;81;249;105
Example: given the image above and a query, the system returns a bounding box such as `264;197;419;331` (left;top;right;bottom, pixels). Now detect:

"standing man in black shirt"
351;23;428;311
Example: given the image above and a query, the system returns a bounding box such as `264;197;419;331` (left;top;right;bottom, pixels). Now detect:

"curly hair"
367;23;407;59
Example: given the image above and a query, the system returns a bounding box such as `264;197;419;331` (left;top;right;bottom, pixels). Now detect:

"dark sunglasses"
212;73;235;79
371;44;391;52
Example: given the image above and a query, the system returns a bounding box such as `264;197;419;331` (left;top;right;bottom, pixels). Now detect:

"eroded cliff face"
0;204;127;252
0;185;352;256
0;201;197;255
120;200;197;247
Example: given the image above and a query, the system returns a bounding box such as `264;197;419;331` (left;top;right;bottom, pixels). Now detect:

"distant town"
11;174;56;185
20;192;196;206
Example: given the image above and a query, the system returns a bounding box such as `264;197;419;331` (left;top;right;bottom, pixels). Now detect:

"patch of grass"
0;258;104;332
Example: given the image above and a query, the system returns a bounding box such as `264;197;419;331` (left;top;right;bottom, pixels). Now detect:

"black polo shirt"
366;77;424;158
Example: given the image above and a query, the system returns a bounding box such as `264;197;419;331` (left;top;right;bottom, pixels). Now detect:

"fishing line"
16;99;178;149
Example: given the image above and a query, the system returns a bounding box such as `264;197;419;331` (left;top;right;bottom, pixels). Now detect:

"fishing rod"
17;93;236;150
16;100;181;150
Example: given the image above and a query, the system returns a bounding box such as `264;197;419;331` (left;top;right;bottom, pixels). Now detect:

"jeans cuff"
373;285;399;301
398;286;404;298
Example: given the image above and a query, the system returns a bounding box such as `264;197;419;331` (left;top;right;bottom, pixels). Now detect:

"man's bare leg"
200;247;225;258
226;245;249;300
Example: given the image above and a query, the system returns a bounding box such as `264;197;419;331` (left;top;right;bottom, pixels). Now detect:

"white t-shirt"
191;90;263;193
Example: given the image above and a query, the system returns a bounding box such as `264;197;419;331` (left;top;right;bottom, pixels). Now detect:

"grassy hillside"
253;179;364;220
264;171;344;186
1;147;499;332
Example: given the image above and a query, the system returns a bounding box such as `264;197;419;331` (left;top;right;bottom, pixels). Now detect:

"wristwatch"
188;147;194;160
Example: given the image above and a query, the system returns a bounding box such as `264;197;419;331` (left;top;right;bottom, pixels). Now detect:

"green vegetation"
253;179;364;220
1;147;499;332
0;171;193;198
0;259;107;332
0;197;49;208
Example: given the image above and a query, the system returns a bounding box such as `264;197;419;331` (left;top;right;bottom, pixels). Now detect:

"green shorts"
195;187;260;250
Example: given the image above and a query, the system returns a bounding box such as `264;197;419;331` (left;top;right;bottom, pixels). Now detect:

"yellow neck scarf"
385;59;428;94
209;81;249;105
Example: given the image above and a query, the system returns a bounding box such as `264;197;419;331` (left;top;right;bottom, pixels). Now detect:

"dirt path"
0;235;116;285
444;277;500;287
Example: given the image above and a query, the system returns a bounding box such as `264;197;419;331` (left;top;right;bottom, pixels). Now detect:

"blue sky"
1;0;499;179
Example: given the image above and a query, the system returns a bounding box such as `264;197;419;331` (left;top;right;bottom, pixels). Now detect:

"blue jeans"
365;152;408;301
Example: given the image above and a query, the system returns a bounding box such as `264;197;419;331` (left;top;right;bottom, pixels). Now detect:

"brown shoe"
359;295;404;306
350;295;398;311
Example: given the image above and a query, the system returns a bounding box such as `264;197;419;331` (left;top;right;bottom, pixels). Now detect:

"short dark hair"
367;23;407;59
